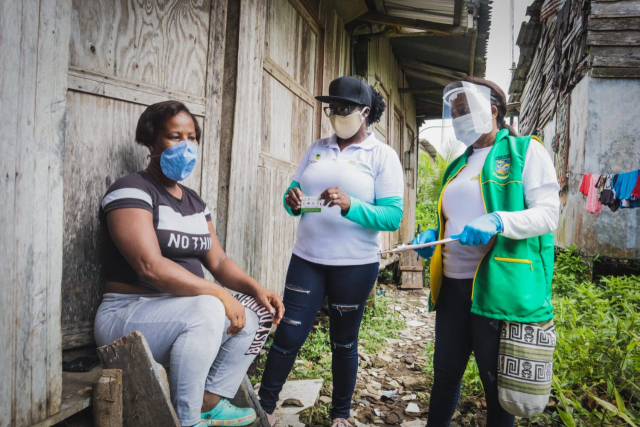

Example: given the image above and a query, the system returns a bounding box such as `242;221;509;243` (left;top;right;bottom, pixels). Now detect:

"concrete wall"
550;73;640;258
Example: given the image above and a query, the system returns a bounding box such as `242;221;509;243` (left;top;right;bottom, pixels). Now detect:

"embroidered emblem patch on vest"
494;156;511;179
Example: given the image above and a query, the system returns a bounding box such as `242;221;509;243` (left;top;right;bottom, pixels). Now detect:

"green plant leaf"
615;387;628;414
556;407;576;427
590;393;638;427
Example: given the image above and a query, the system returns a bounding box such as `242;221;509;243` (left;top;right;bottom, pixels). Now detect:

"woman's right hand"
285;187;306;211
413;229;438;259
220;293;246;335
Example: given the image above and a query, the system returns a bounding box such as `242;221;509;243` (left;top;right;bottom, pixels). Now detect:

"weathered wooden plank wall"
226;0;357;296
589;0;640;77
365;37;418;249
0;0;71;424
514;0;640;135
515;0;589;136
61;0;226;349
224;0;269;283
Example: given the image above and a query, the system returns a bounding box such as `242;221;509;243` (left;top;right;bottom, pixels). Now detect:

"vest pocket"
494;257;533;271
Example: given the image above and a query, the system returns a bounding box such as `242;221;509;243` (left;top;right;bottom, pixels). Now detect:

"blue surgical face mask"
151;140;199;181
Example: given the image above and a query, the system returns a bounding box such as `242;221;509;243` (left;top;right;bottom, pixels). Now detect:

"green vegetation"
417;248;640;426
414;150;640;425
545;248;640;426
416;148;456;285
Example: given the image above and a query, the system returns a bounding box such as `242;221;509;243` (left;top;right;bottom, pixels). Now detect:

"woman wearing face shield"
258;77;404;427
94;101;284;427
413;78;560;427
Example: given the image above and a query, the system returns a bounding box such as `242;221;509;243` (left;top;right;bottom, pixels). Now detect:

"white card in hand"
301;196;322;213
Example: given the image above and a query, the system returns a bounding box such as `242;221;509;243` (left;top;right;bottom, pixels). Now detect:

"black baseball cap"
315;76;372;108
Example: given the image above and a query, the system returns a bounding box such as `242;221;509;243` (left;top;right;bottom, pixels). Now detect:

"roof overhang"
347;0;493;122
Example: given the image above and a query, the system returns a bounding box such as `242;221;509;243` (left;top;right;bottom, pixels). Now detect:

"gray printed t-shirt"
99;170;212;292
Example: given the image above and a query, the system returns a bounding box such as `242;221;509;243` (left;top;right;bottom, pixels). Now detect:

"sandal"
331;418;353;427
200;398;257;426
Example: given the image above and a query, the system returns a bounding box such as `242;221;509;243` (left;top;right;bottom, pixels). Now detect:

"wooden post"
93;369;123;427
366;279;378;309
399;250;424;290
97;331;180;427
0;0;71;422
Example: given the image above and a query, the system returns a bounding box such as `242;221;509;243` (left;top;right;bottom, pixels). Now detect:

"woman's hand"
451;213;503;246
413;228;438;259
254;288;285;325
285;187;306;211
319;187;351;212
220;293;246;335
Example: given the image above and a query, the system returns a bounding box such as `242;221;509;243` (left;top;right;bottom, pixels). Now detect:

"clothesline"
577;169;640;214
565;169;630;176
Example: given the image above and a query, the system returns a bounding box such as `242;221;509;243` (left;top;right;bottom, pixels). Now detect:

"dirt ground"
340;285;488;427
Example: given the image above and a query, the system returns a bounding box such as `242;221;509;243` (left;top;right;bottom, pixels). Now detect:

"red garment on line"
632;171;640;199
579;173;592;196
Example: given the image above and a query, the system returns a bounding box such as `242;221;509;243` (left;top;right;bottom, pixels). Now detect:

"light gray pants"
95;293;273;426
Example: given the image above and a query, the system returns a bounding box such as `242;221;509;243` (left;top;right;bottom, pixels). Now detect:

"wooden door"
225;0;322;296
0;1;70;423
61;0;225;349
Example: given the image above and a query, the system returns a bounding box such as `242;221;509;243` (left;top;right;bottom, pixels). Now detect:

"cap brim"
315;95;365;105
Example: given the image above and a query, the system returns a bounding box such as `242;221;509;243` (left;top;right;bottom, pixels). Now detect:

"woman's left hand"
254;288;285;325
451;213;504;246
319;187;351;212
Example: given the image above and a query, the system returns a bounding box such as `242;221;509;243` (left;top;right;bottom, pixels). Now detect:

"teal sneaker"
200;398;257;426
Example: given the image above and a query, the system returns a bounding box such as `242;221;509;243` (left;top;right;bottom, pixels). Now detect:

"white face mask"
330;109;368;140
452;112;491;147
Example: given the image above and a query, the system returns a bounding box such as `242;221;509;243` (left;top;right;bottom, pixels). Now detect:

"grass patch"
418;247;640;426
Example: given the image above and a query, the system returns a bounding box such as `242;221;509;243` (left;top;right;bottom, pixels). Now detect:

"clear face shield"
442;81;493;148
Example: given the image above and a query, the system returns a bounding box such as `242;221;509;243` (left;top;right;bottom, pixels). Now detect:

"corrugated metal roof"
516;21;542;46
384;0;457;25
390;0;493;119
349;0;492;120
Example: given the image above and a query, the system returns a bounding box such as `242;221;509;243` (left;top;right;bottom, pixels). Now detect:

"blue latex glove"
412;228;438;259
451;213;503;246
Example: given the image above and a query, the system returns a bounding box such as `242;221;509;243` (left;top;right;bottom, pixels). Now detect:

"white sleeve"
293;142;315;182
496;139;560;240
374;145;405;200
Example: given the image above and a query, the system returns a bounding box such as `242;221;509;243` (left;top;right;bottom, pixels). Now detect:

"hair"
366;85;386;126
459;76;518;136
135;100;202;147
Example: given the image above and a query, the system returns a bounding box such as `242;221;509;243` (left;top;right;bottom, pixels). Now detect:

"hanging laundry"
579;173;592;196
620;198;640;209
595;174;607;200
632;170;640;199
612;170;639;200
586;174;602;215
600;174;619;212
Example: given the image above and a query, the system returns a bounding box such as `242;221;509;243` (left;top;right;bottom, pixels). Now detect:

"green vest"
429;128;555;322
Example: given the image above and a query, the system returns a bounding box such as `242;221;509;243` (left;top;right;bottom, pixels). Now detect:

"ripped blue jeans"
259;254;379;419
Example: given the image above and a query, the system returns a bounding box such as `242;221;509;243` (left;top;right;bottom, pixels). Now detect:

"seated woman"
95;100;284;427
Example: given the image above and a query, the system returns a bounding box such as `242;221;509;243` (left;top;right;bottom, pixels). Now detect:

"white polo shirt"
292;132;404;265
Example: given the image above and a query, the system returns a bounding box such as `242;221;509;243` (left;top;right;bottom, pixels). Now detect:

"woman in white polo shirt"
258;77;404;427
